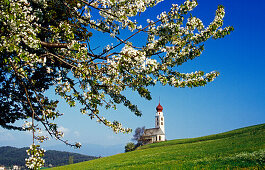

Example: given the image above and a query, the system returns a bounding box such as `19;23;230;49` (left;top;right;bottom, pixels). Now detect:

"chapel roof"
142;128;165;136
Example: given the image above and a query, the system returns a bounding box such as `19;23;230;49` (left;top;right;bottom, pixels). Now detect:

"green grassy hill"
51;123;265;169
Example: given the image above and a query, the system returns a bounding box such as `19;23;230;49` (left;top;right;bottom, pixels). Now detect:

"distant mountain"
46;143;124;157
0;146;98;168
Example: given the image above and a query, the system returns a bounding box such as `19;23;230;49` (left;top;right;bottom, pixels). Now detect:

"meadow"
51;123;265;169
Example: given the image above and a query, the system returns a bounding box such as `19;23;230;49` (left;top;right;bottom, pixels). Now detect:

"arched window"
161;117;163;121
161;122;163;125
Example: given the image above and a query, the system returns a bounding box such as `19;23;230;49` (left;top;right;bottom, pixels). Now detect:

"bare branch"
99;20;161;57
40;41;69;48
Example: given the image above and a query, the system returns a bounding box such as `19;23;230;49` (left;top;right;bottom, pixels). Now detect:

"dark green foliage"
0;146;28;167
68;156;74;165
0;146;98;168
124;142;135;152
0;0;88;131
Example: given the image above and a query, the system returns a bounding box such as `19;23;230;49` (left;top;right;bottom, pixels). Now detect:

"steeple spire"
156;101;163;112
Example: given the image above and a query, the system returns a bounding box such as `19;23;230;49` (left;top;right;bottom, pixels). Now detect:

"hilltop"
51;123;265;169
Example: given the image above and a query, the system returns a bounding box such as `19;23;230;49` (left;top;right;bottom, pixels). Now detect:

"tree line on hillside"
0;146;98;168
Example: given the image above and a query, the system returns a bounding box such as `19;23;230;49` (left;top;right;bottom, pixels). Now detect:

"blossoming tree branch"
0;0;233;168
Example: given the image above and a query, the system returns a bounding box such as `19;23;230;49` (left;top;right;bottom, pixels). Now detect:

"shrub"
125;142;136;152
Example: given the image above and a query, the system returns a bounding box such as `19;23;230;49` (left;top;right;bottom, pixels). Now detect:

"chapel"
141;102;166;144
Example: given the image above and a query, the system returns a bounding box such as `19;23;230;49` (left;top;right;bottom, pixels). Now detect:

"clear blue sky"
1;0;264;154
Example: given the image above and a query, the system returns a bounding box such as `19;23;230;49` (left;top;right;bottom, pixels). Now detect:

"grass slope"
51;124;265;169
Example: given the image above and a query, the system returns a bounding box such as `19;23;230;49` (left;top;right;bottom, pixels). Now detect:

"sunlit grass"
51;124;265;169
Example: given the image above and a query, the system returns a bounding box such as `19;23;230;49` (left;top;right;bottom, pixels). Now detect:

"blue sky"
1;0;264;155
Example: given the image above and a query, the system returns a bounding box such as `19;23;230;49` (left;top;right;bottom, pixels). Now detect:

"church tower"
155;102;165;133
141;101;166;143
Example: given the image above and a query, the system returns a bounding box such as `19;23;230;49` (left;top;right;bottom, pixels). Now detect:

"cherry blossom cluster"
87;0;164;33
25;144;46;169
43;0;232;136
1;0;233;168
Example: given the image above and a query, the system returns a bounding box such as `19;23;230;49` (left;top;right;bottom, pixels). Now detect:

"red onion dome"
156;103;163;112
